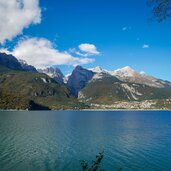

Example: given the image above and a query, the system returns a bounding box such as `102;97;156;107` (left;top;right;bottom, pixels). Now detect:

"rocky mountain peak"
91;66;104;73
110;66;167;88
0;52;23;70
112;66;136;77
19;59;37;73
67;66;94;96
38;67;64;84
75;65;83;71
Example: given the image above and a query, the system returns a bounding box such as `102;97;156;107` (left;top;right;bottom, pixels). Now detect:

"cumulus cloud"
78;43;100;55
0;0;41;44
142;44;150;49
8;37;94;68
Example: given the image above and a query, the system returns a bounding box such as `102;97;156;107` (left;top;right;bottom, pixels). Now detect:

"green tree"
80;152;104;171
148;0;171;22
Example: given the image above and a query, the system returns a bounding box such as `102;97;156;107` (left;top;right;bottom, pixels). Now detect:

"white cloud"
7;37;94;68
0;0;41;44
75;51;90;57
142;44;150;49
78;43;100;55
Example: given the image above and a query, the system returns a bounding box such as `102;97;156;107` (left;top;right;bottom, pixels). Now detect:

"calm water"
0;111;171;171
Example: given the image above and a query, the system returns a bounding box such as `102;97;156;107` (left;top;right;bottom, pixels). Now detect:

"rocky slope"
19;59;38;73
72;66;171;107
0;52;23;70
0;52;171;110
38;67;65;84
0;52;37;73
67;66;94;96
0;53;85;110
0;66;85;110
110;66;171;88
78;77;171;103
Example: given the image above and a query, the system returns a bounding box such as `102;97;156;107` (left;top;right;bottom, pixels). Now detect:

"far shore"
0;109;170;112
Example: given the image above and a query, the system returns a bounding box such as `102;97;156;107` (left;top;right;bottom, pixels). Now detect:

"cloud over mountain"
11;37;94;68
0;1;99;69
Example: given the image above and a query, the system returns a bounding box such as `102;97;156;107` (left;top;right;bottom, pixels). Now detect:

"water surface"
0;110;171;171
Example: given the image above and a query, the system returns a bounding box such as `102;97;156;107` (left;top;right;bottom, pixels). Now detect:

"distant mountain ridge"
0;52;37;72
65;65;171;109
110;66;170;88
38;67;65;84
67;65;171;97
0;52;171;110
0;53;85;110
67;66;94;96
0;52;23;71
19;59;38;73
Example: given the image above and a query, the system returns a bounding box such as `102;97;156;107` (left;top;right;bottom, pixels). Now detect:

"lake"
0;111;171;171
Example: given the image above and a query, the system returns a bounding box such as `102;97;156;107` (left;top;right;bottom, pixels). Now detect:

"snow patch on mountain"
63;73;71;84
41;77;51;83
38;67;64;84
19;59;37;73
110;66;166;88
89;66;111;80
111;66;135;78
90;66;105;73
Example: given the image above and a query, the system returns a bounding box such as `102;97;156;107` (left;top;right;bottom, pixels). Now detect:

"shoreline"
82;109;171;111
0;109;170;112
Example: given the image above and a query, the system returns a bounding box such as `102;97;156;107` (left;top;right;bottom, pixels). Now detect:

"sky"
0;0;171;81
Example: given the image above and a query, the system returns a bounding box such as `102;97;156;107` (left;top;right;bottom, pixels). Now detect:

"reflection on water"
0;111;171;171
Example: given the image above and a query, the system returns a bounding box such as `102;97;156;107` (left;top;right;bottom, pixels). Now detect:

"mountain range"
0;53;85;110
0;52;171;110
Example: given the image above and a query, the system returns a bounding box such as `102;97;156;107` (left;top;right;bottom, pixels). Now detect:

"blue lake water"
0;111;171;171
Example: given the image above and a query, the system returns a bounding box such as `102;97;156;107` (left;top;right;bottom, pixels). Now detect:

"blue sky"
0;0;171;81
